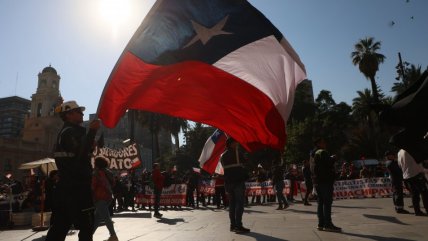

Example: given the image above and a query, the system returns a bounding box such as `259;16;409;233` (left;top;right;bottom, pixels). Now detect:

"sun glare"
98;0;132;37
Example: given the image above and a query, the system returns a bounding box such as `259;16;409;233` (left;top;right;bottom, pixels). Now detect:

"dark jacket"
386;160;403;187
54;121;97;188
311;149;336;185
220;147;248;184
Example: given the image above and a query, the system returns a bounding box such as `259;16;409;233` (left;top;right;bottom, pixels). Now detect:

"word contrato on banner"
92;143;141;170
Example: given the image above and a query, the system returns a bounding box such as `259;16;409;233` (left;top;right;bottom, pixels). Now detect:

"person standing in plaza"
220;137;250;233
397;149;428;216
46;100;100;241
152;163;164;218
384;150;409;214
272;165;289;210
92;157;118;241
302;159;313;206
311;138;341;232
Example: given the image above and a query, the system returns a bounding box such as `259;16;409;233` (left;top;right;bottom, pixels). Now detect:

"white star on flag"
184;15;232;48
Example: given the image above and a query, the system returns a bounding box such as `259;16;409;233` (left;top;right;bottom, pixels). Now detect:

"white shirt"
397;149;425;179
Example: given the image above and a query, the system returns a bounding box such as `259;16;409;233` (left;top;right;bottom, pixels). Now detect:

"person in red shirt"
92;157;118;241
152;163;164;218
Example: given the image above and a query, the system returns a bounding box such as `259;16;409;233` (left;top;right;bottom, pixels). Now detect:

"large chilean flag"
97;0;306;152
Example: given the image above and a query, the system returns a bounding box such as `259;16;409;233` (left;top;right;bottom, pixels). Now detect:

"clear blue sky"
1;0;427;120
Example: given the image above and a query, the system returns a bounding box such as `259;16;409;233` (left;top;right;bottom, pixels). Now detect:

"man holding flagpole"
220;137;250;233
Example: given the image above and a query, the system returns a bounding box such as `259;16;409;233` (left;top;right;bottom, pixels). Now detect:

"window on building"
37;103;42;117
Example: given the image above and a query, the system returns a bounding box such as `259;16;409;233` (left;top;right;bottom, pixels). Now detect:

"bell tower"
22;65;63;153
29;65;61;118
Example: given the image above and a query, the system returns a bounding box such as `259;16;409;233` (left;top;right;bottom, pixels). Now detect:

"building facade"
21;66;63;152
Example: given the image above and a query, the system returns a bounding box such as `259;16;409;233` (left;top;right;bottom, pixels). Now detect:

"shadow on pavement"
112;212;152;219
244;209;268;214
341;231;415;241
363;214;408;225
287;209;317;215
333;205;382;209
157;217;186;225
240;232;288;241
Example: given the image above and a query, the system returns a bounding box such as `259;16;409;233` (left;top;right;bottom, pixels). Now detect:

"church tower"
22;65;63;153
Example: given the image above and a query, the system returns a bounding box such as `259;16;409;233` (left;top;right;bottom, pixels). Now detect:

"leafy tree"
181;123;215;163
351;37;385;104
392;63;425;95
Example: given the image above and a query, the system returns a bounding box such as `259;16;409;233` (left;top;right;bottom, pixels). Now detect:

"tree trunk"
369;76;380;104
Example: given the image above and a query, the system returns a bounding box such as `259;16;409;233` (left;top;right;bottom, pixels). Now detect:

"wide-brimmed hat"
57;100;85;113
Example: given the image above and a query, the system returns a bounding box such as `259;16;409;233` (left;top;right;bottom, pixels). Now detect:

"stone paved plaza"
1;197;427;241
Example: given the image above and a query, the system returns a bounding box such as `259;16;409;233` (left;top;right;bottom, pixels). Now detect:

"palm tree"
135;111;166;159
351;37;385;104
167;117;188;150
352;89;374;123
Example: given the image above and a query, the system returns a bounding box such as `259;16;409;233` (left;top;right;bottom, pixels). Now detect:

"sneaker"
153;212;163;218
276;206;283;210
107;235;119;241
230;226;236;232
282;204;289;210
316;225;324;231
234;226;250;233
323;224;342;232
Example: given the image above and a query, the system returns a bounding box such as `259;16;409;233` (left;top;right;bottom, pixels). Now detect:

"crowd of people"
2;99;428;240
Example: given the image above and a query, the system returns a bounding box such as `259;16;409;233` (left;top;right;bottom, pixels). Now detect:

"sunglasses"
70;109;84;115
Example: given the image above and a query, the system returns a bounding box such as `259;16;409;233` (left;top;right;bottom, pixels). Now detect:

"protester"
384;151;409;214
272;165;289;210
152;163;164;218
359;166;370;179
311;138;342;232
46;100;100;241
220;137;250;233
213;174;228;209
45;170;59;225
92;157;118;241
302;160;313;206
397;149;428;216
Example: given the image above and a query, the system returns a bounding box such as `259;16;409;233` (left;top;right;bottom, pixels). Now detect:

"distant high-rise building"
0;96;30;138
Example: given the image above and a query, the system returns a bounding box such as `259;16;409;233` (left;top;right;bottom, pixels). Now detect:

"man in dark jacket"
385;150;409;214
46;100;100;241
311;138;341;232
220;137;250;234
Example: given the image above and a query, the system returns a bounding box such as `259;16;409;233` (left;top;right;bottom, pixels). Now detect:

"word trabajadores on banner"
92;143;141;170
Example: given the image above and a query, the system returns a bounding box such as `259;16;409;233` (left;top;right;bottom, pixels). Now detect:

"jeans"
154;187;162;214
391;182;404;210
225;182;245;228
404;173;428;213
315;183;334;227
93;200;116;236
275;182;288;206
46;186;93;241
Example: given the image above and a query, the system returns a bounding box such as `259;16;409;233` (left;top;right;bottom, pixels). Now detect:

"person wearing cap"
92;157;118;241
46;100;100;241
311;138;341;232
220;137;250;234
385;150;409;214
